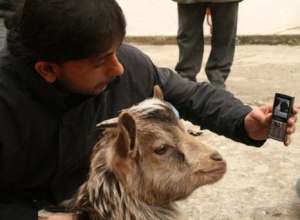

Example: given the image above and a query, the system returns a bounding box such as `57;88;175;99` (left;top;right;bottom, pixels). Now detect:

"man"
0;0;297;219
173;0;242;88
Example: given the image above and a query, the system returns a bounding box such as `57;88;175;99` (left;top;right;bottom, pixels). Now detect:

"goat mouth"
194;166;227;176
191;165;226;187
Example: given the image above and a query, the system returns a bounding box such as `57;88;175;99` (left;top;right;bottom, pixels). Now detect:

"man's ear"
34;61;61;83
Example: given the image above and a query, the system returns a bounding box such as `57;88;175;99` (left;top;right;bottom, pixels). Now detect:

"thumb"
265;112;273;125
251;108;272;126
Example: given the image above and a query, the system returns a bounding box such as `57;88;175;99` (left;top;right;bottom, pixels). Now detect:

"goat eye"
154;145;169;155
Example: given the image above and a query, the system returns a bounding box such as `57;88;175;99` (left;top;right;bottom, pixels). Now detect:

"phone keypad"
268;119;287;141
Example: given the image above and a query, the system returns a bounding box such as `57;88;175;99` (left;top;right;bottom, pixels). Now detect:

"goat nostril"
210;152;223;161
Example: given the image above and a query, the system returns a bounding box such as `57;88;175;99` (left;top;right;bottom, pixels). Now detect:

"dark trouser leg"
175;3;207;81
205;2;238;88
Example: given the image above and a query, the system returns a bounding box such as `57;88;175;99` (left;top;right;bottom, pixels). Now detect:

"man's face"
55;45;124;95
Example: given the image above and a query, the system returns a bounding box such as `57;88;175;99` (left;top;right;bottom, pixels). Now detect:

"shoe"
296;178;300;198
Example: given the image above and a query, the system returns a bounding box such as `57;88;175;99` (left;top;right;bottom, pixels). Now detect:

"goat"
67;86;226;220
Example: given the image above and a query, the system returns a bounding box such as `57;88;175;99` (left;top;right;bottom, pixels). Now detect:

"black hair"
7;0;126;64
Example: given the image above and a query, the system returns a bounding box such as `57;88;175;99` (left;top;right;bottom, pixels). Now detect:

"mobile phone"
268;93;295;142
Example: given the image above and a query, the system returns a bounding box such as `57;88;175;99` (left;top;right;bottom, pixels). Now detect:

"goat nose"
210;152;223;161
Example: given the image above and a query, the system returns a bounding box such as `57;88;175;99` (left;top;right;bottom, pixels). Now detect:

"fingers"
290;114;297;123
293;106;299;114
287;108;298;133
251;106;272;125
287;116;296;131
286;126;296;135
260;104;273;114
265;112;273;124
284;106;298;146
291;106;299;120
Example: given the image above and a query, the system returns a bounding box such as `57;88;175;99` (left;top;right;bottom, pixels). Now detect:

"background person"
172;0;242;88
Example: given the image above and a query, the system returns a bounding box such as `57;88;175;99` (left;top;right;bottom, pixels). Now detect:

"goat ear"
115;112;137;158
153;85;164;100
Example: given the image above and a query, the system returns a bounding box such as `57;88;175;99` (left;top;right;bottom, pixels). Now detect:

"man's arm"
118;44;263;146
119;44;296;147
157;68;299;146
156;67;265;146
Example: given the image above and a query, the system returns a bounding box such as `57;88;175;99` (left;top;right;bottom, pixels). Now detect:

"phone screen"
272;95;292;122
269;93;294;142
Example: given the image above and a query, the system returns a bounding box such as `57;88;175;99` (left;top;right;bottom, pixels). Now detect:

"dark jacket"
0;44;263;219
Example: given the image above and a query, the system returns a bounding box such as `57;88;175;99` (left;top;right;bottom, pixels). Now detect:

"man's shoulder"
110;44;158;102
117;43;157;79
117;44;152;66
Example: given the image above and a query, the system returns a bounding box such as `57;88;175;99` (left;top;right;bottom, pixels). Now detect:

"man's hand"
244;104;298;146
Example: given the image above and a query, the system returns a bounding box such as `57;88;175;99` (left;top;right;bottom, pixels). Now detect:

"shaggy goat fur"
67;88;226;220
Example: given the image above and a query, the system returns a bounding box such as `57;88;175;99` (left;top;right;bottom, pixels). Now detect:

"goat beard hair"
67;148;181;220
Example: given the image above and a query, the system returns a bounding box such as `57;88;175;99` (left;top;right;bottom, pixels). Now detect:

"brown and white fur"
67;86;226;220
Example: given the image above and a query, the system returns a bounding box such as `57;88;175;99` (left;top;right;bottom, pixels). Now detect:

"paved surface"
133;44;300;220
1;18;300;220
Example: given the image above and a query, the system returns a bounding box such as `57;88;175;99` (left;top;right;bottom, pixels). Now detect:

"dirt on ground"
135;44;300;220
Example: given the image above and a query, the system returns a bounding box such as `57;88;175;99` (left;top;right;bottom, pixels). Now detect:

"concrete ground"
1;18;300;220
133;44;300;220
